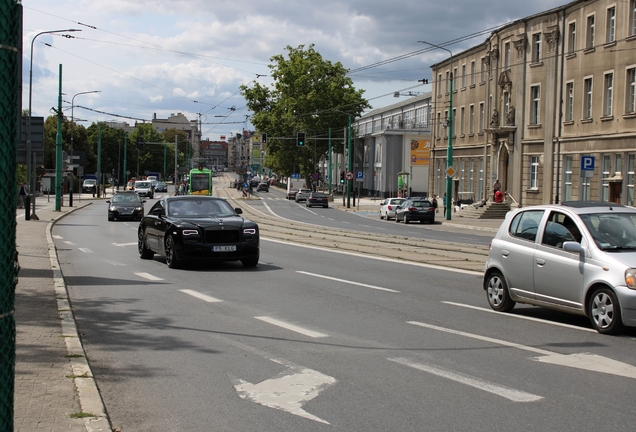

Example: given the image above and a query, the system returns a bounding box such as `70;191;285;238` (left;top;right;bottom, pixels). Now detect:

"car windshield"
168;199;235;217
112;194;141;204
136;182;150;188
389;199;405;205
580;213;636;250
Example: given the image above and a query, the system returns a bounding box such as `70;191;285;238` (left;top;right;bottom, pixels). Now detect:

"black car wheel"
486;270;515;312
395;214;400;222
404;216;410;224
165;235;180;269
138;228;154;259
589;287;623;334
241;255;259;268
108;213;114;221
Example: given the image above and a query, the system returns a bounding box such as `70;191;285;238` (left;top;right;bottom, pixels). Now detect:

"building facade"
430;0;636;207
352;93;433;198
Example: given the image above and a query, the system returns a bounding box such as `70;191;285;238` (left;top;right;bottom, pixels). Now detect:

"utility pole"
328;128;332;197
97;123;102;196
347;115;352;208
54;64;63;211
123;132;128;187
174;135;178;186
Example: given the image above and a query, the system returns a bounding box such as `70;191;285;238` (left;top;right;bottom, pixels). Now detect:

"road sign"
355;171;363;182
446;166;456;177
291;173;301;179
345;171;354;180
581;156;595;171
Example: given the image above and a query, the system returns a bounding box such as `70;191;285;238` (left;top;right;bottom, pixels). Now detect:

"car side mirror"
106;200;111;204
563;241;584;255
235;208;243;214
142;200;147;204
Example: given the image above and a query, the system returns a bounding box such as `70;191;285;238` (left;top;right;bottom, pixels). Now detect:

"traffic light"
297;132;306;147
261;133;267;144
340;171;345;184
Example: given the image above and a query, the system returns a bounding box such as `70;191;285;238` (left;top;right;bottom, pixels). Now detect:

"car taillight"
427;208;434;212
408;207;416;211
388;205;393;210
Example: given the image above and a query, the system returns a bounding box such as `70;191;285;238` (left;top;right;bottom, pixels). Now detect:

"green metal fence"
0;1;21;429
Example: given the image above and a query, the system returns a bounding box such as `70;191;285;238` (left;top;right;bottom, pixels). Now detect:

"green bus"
188;166;213;196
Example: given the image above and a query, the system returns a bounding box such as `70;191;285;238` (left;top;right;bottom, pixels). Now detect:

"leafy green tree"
241;44;369;190
162;128;189;175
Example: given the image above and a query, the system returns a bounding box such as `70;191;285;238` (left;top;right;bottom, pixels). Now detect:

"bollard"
25;195;31;220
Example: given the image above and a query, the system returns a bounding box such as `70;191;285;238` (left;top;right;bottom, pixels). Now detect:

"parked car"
82;179;97;194
154;181;168;192
395;199;435;224
295;188;312;203
138;196;260;269
134;180;154;199
379;198;405;220
287;189;298;200
256;182;269;192
107;191;145;221
306;192;328;208
483;201;636;334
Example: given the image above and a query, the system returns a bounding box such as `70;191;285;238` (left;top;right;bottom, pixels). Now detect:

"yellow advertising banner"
410;139;430;166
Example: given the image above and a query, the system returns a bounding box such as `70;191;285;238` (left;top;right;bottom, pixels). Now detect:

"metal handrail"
505;191;520;207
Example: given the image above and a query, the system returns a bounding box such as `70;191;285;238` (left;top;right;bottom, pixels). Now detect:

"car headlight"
243;228;257;235
135;207;142;211
625;269;636;290
109;206;116;211
182;229;199;236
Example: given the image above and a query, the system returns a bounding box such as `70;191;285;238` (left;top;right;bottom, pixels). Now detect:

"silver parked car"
379;198;405;220
483;201;636;334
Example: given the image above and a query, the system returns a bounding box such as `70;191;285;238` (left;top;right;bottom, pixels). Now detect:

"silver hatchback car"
483;201;636;334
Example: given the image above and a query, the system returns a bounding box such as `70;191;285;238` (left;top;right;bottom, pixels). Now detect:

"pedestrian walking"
18;182;27;209
432;194;438;213
442;193;446;215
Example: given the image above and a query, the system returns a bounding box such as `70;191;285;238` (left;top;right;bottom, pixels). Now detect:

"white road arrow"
234;365;337;424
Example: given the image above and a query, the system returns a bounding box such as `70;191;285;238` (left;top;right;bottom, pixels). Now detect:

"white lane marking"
255;316;328;338
64;241;76;245
112;242;137;247
388;357;543;402
262;201;279;217
341;221;350;224
301;206;317;215
442;301;597;333
234;364;336;424
263;238;482;276
297;271;400;293
52;235;63;239
78;248;92;253
134;272;164;281
327;218;335;221
408;321;636;379
359;224;372;228
180;289;223;303
102;259;126;266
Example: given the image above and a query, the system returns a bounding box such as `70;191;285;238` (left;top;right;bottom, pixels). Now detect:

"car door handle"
535;258;546;266
501;250;510;257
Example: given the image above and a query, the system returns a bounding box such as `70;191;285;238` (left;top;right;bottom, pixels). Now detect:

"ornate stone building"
430;0;636;206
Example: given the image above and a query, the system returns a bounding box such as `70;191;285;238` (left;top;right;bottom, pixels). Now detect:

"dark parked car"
107;191;145;221
138;196;260;269
256;182;269;192
395;199;435;224
306;192;328;208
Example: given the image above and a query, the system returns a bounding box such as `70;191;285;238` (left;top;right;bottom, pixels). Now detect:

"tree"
241;44;369;190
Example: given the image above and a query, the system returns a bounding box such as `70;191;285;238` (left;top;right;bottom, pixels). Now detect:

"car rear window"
412;201;431;208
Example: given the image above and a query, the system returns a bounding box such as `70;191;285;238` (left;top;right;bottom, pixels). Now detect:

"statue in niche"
490;108;499;127
506;106;515;125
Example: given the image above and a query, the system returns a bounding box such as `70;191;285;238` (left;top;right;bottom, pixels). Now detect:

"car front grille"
117;207;134;214
204;227;240;244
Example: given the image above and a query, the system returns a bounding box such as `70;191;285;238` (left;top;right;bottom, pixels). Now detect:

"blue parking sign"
581;156;595;171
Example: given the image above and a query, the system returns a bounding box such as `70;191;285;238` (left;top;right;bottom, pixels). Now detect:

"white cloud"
22;0;568;138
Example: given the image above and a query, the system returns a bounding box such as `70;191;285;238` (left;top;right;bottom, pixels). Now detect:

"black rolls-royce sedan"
138;196;259;268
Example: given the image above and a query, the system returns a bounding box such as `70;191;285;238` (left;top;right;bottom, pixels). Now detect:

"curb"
46;203;112;432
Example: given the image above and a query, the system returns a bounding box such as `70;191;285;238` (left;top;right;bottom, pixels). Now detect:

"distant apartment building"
200;139;228;169
430;0;636;206
151;112;201;163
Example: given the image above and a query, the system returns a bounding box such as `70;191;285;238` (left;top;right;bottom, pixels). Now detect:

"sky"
21;0;568;141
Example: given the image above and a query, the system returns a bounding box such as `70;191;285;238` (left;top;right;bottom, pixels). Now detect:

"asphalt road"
53;195;636;431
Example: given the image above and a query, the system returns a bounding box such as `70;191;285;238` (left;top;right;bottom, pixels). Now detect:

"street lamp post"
70;90;100;206
27;28;81;219
419;41;453;220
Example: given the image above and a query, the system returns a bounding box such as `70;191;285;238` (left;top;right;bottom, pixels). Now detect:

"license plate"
212;245;236;252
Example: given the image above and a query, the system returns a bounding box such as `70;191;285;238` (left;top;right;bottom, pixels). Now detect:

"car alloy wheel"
138;228;154;259
589;288;623;334
165;235;180;269
486;271;515;312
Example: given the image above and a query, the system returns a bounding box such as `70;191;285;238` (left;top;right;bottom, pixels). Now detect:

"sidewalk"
14;196;111;432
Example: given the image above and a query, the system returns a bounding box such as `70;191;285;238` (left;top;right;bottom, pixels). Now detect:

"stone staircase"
455;202;511;219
